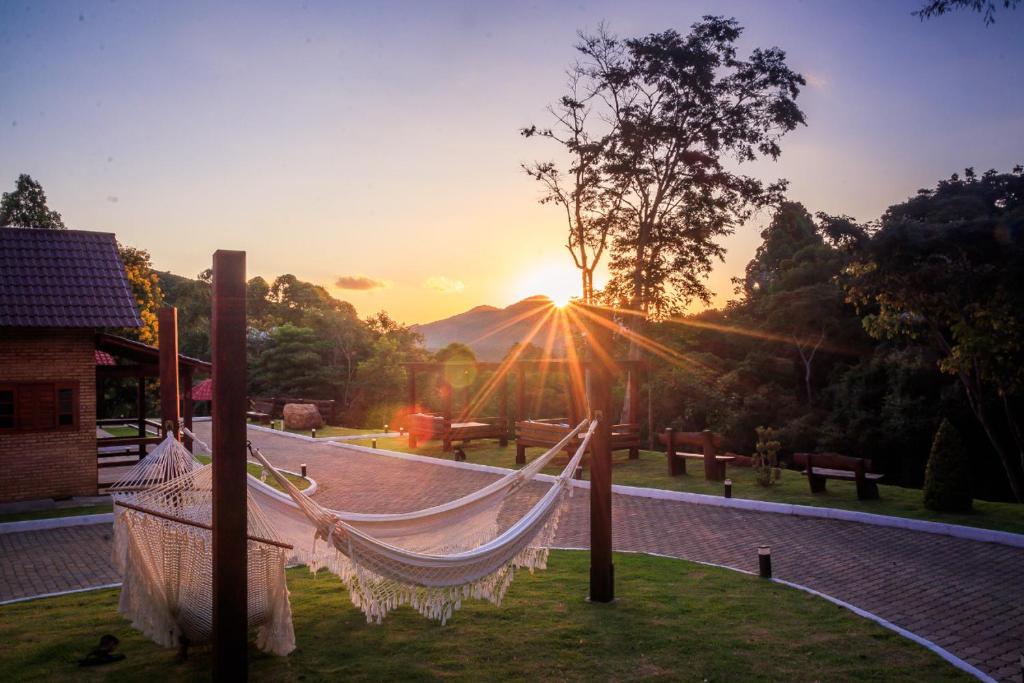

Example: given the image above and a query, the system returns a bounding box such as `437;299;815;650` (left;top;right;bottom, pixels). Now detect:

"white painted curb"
0;513;115;535
0;582;123;607
321;440;1024;549
0;467;314;535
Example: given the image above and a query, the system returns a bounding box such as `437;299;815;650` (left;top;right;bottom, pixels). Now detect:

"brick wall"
0;329;97;502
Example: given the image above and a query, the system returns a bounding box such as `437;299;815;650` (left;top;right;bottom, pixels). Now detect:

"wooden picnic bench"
407;412;508;452
659;428;732;481
515;418;641;465
791;452;883;500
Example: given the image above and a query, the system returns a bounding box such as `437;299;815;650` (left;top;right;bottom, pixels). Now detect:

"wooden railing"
96;418;162;468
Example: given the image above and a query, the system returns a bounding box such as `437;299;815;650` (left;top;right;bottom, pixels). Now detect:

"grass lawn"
350;436;1024;535
193;454;311;492
100;426;147;438
0;504;113;524
0;550;970;682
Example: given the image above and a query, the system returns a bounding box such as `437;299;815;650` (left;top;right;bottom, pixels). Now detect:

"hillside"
412;296;566;360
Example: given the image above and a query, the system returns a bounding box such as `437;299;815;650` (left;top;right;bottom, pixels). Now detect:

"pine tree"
923;419;973;512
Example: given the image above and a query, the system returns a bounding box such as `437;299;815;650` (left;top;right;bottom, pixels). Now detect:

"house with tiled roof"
0;227;208;503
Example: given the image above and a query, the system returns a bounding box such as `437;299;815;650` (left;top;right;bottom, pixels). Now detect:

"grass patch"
192;454;311;493
100;426;148;438
0;504;112;524
352;437;1024;535
0;551;970;682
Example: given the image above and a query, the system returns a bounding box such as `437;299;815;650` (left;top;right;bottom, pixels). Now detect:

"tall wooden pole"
211;250;247;680
182;368;194;452
498;372;509;447
627;366;640;460
585;305;614;602
158;307;180;439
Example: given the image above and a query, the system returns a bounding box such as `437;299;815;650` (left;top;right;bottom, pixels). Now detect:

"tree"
118;244;164;345
579;18;805;318
741;203;868;404
923;419;973;512
847;167;1024;500
522;61;622;303
916;0;1020;24
0;174;65;229
249;325;338;398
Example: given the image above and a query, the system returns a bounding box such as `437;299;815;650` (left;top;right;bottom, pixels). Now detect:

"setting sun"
511;261;586;309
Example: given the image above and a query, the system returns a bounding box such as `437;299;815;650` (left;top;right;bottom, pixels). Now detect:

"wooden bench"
659;428;732;481
791;452;883;500
408;412;507;452
515;418;641;466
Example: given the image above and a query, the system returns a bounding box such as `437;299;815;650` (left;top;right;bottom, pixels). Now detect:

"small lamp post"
724;478;733;498
300;463;307;478
758;545;772;579
311;427;316;439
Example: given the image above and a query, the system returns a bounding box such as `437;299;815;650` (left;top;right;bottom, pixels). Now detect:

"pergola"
95;332;211;461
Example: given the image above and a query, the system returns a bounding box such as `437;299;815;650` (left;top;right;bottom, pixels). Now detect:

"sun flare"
512;262;581;310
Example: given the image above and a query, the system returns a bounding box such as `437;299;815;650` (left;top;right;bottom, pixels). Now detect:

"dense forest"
3;164;1021;502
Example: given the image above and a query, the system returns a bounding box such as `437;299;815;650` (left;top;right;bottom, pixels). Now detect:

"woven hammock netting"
111;419;595;655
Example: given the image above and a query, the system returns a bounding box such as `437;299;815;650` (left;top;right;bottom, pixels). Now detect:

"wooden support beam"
498;372;509;447
585;305;614;603
182;368;194;452
136;376;147;458
211;250;248;680
627;368;640;460
158;307;180;439
516;365;526;422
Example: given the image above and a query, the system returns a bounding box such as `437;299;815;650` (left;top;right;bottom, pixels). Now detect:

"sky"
1;1;1022;324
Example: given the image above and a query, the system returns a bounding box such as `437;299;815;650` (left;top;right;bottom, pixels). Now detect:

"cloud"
424;275;465;294
335;275;387;291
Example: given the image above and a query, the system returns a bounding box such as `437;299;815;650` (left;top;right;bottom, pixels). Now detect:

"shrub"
752;426;781;487
923;419;972;512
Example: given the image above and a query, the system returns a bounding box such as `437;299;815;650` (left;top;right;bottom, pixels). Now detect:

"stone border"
245;422;396;443
318;439;1024;549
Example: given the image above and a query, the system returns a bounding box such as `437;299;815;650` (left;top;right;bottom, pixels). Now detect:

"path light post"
211;250;247;680
724;478;733;498
300;464;307;478
758;546;772;579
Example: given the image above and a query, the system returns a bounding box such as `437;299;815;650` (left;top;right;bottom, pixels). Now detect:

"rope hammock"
245;419;595;623
111;418;595;655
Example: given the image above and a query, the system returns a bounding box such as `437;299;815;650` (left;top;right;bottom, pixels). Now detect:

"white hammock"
192;420;595;624
111;435;295;655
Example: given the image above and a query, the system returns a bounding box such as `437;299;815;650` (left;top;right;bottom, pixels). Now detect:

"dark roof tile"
0;227;142;328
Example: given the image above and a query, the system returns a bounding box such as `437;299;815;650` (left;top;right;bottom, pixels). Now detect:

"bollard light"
724;478;733;498
758;545;772;579
372;438;378;449
311;428;316;439
384;423;389;433
300;463;307;478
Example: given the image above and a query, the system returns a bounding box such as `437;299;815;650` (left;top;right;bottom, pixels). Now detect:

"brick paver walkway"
2;425;1021;681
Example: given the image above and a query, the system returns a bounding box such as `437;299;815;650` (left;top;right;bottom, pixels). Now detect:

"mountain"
412;296;566;360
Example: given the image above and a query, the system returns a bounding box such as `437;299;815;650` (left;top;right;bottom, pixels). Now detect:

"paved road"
2;425;1021;681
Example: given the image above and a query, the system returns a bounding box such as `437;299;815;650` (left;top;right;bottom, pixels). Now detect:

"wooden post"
585;306;614;603
211;250;247;680
665;427;680;476
516;365;526;421
627;365;640;460
136;371;146;458
702;429;721;482
182;368;194;452
158;307;180;440
498;372;509;447
407;367;417;448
